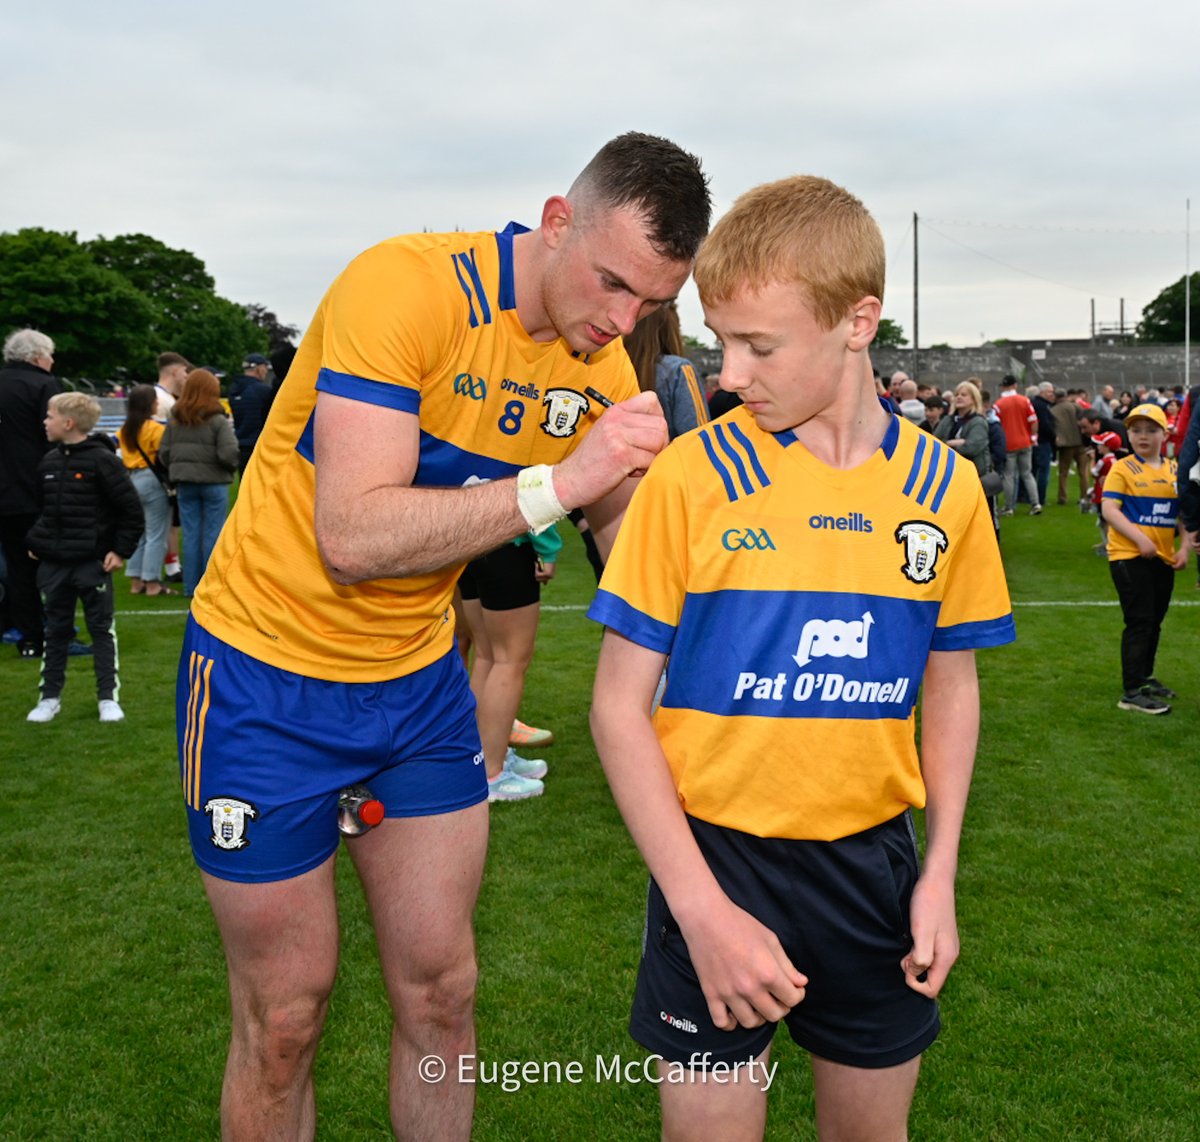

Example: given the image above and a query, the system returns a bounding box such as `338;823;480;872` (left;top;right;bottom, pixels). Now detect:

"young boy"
589;176;1015;1141
1089;430;1124;554
1100;403;1186;715
25;392;144;723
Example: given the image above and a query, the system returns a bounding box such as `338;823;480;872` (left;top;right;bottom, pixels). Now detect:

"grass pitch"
0;504;1196;1139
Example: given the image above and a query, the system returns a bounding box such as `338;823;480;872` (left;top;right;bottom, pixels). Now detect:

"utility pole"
912;212;919;382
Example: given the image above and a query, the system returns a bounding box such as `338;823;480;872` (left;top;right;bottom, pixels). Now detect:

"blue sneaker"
2;628;23;644
487;771;544;802
503;747;548;780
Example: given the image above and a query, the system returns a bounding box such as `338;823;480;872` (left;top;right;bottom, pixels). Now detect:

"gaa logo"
721;527;776;551
453;372;488;401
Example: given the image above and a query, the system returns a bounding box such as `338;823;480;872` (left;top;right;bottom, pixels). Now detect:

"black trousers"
1109;557;1175;692
37;559;118;701
0;512;43;646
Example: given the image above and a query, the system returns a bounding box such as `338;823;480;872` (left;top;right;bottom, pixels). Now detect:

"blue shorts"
178;616;487;884
630;812;939;1070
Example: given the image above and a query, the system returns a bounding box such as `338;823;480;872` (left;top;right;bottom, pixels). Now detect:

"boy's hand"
1135;534;1158;559
677;897;807;1031
1170;546;1189;570
534;559;556;583
902;872;959;998
102;552;123;572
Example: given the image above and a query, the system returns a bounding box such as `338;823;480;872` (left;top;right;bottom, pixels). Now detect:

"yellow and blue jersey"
1102;454;1178;563
588;405;1015;842
192;224;637;682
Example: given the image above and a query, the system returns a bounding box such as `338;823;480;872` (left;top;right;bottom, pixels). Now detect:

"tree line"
0;229;298;383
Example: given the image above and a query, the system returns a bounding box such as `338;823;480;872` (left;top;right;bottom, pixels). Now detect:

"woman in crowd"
159;369;238;597
1113;391;1135;420
935;379;999;532
119;384;175;596
623;300;709;440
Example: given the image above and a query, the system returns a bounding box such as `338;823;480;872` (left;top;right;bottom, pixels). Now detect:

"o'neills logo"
660;1011;698;1033
809;511;873;533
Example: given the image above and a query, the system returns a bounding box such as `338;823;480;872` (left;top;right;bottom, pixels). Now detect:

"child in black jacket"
25;393;144;723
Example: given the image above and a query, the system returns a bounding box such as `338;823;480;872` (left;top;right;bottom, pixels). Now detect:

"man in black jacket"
0;328;63;657
228;352;273;474
25;392;144;723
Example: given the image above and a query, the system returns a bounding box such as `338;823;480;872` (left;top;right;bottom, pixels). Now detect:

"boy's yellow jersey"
589;406;1016;842
1103;455;1179;563
192;224;637;682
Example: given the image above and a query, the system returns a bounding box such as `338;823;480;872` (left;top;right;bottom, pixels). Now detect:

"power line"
923;217;1183;236
919;221;1123;300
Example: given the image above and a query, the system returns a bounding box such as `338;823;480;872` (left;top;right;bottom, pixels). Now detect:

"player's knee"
250;996;328;1082
400;958;478;1034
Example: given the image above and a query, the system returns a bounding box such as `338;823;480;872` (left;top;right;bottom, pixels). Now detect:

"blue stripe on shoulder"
452;255;479;328
915;438;943;505
903;434;928;497
713;422;755;497
315;369;420;413
587;590;676;654
457;247;491;326
930;443;956;511
699;428;739;501
725;421;772;491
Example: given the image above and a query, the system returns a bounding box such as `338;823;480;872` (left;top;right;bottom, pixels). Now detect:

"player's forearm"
317;478;534;583
918;650;980;884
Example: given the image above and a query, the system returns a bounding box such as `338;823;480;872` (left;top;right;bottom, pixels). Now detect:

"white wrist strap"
516;465;566;535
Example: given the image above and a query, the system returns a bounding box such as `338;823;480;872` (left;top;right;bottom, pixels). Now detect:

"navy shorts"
630;812;939;1070
177;616;487;884
457;541;540;611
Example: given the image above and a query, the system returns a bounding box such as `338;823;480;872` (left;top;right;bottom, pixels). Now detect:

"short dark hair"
1001;374;1018;387
569;132;711;262
157;351;190;371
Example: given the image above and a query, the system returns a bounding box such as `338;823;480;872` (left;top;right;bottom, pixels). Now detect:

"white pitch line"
114;600;1200;618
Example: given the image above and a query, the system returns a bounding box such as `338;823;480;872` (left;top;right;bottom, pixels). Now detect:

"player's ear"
849;297;882;351
540;195;573;249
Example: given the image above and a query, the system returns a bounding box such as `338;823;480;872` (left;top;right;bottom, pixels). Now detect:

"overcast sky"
8;1;1198;351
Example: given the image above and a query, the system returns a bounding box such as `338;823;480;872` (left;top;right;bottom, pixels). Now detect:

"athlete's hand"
534;559;556;583
552;392;668;511
102;551;123;573
902;872;959;998
1135;533;1158;559
677;896;807;1031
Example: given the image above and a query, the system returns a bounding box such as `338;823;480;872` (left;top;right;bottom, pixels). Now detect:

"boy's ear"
848;297;882;351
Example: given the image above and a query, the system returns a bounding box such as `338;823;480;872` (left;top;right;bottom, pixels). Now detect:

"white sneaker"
27;698;61;723
487;771;544;802
503;747;548;780
98;699;125;723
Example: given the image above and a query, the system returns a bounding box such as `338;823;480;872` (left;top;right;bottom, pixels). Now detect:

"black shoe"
1143;678;1177;700
17;640;42;659
67;640;94;657
1117;688;1171;715
165;571;184;585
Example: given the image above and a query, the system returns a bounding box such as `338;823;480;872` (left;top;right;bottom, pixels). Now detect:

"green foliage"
0;228;156;379
681;333;709;352
0;228;271;381
1137;272;1200;343
875;317;909;347
1;508;1197;1138
244;303;300;350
